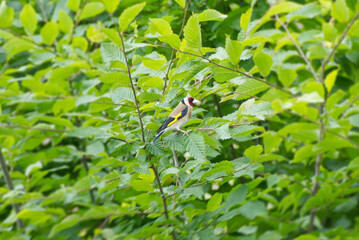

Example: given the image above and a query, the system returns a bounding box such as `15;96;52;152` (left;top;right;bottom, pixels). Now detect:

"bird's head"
183;97;201;107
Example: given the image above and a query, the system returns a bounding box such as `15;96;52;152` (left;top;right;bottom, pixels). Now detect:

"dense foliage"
1;0;359;239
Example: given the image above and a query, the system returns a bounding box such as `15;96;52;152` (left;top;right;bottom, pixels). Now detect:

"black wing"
156;106;188;133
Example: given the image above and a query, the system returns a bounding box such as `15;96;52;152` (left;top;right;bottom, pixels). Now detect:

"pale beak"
193;99;201;106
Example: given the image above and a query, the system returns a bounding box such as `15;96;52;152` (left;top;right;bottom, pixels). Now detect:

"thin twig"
213;94;237;158
308;115;324;232
117;30;145;142
36;0;48;22
0;124;66;133
92;101;135;108
162;0;191;95
151;163;177;240
3;29;59;56
0;146;24;229
275;14;320;83
123;33;294;96
321;10;359;83
69;0;89;43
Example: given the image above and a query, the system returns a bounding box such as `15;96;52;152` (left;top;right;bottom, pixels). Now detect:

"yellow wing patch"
167;112;182;127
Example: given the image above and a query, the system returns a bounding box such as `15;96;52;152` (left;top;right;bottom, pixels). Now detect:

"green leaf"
40;21;59;45
225;35;243;66
323;23;337;43
278;68;297;87
79;2;105;21
101;28;123;48
198;9;227;22
34;116;74;129
286;3;321;22
185;132;206;161
244;145;263;161
49;214;82;237
324;69;338;93
158;34;181;49
101;43;125;64
147;141;166;155
263;2;301;21
138;76;163;90
240;8;252;33
67;0;80;11
294;234;318;240
161;167;179;182
52;98;75;116
224;184;248;211
20;4;37;35
111;87;135;102
67;127;102;138
303;81;325;98
238;201;267;219
254;52;272;77
99;72;129;85
212;66;239;83
103;0;121;14
0;1;14;28
58;10;73;34
207;192;223;211
331;0;349;23
175;0;185;8
130;179;154;192
149;18;173;35
3;38;35;56
119;2;146;31
17;209;51;225
234;79;269;100
215;123;232;140
184;14;202;50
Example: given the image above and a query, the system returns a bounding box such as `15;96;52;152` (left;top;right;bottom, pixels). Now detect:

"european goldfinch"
152;97;201;143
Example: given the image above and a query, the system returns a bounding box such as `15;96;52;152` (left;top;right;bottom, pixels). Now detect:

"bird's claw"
178;129;189;136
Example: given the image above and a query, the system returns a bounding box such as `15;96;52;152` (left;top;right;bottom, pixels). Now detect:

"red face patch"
187;97;194;107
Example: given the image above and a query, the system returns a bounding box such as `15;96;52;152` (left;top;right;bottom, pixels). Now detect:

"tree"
0;0;359;239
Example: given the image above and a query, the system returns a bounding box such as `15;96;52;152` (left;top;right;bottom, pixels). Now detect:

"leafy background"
1;0;359;239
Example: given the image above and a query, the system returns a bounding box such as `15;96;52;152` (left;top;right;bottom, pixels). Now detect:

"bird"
152;96;201;143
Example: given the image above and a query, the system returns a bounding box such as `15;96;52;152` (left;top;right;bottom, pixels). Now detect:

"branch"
0;124;66;133
308;116;324;232
69;0;89;43
162;0;191;95
0;146;24;229
275;15;320;83
117;31;146;143
151;163;177;240
4;29;59;56
92;101;136;108
321;10;359;82
35;0;48;22
123;33;294;96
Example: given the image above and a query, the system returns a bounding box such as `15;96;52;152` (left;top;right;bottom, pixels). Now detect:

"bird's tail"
152;130;165;144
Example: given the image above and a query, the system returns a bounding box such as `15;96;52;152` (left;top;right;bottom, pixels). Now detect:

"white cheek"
184;98;190;106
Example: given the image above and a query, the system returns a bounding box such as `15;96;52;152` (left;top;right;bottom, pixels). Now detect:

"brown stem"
36;0;48;22
151;163;177;240
162;0;191;95
0;146;24;229
117;31;146;142
69;0;89;43
308;113;325;232
213;94;237;158
275;14;320;83
4;29;59;56
321;10;359;83
68;74;96;204
123;33;294;96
